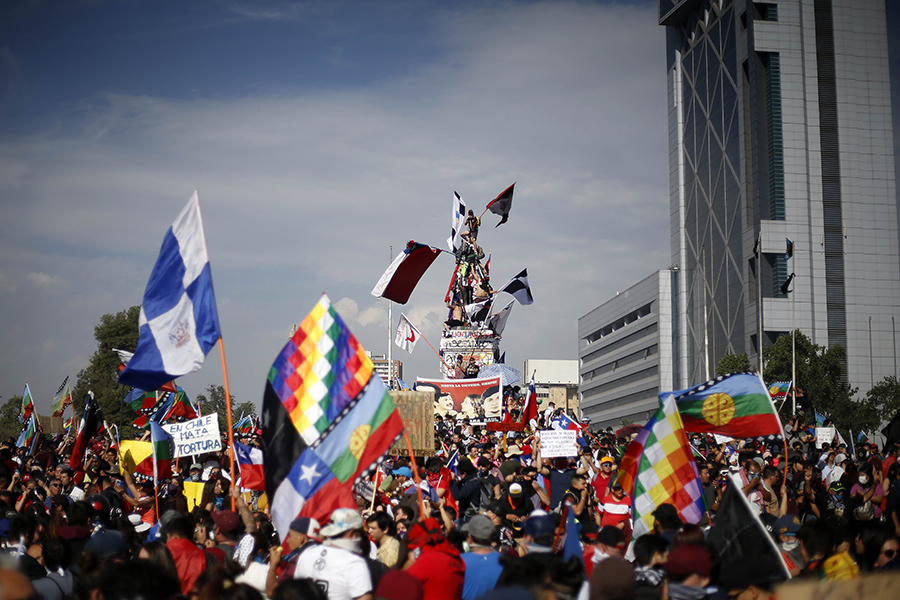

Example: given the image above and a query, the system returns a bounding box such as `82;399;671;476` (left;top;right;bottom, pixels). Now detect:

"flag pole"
219;338;237;511
388;246;393;391
403;431;426;521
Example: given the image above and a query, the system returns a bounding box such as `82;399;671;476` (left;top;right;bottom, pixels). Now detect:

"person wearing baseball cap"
592;456;616;499
771;514;804;576
461;514;503;600
266;517;320;597
663;543;712;599
495;482;530;535
294;508;373;599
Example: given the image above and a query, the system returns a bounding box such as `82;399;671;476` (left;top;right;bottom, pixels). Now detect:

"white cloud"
0;1;669;405
26;272;64;289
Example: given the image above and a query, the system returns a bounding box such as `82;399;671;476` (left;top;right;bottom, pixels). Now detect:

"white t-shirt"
294;545;372;600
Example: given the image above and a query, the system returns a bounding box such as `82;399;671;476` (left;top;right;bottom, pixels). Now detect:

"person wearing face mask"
738;453;766;513
188;463;202;482
294;508;374;600
850;463;885;522
772;515;804;576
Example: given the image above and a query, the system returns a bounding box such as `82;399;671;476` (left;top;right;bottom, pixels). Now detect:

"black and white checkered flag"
447;191;467;252
498;268;534;305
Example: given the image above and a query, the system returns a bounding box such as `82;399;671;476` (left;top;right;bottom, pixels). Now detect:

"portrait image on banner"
416;376;503;422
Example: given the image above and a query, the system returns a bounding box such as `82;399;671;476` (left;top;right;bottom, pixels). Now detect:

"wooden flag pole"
403;431;426;521
219;338;237;512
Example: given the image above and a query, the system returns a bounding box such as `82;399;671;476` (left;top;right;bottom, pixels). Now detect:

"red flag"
486;183;515;227
522;372;538;425
371;241;442;304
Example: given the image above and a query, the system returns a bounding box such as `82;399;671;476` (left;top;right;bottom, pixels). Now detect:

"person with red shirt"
165;514;208;596
592;456;616;499
600;483;633;544
405;518;465;600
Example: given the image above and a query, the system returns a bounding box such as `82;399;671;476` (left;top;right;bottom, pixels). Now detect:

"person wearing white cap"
294;508;373;600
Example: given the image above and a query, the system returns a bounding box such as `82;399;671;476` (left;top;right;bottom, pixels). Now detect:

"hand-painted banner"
416;376;502;421
538;429;578;458
163;414;222;457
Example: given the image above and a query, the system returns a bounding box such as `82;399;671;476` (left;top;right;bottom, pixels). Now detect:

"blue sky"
1;0;897;414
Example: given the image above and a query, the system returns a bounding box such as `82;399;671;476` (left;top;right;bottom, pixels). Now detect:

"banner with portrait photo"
416;376;503;422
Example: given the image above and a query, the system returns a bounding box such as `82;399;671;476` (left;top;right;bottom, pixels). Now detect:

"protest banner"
539;429;578;458
163;414;222;458
815;426;836;449
416;376;503;422
389;390;435;456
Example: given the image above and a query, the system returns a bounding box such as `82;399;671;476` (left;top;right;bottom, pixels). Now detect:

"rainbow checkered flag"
616;394;705;538
262;294;405;539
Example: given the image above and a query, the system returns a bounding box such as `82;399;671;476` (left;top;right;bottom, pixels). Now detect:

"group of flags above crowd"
10;188;860;546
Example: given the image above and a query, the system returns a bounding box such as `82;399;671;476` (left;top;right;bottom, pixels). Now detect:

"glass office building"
662;0;900;392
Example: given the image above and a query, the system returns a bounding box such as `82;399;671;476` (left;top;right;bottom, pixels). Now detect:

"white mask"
858;475;869;485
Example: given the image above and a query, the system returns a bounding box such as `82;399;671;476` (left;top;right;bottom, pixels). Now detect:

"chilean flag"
234;441;266;491
553;413;583;432
371;241;442;304
522;372;538;425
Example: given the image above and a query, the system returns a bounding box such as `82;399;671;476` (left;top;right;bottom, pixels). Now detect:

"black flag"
707;474;790;582
780;273;794;295
498;269;534;306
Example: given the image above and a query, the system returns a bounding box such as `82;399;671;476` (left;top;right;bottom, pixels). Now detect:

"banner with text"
163;414;222;457
539;429;579;458
416;376;503;422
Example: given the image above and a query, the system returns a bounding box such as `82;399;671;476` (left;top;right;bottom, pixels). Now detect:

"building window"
762;53;785;220
753;3;777;21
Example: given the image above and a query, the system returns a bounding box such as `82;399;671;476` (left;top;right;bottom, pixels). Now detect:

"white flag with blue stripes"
119;191;221;390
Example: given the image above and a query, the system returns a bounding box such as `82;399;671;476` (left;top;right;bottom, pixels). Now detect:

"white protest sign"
815;427;836;449
713;434;733;446
163;414;222;458
539;429;579;458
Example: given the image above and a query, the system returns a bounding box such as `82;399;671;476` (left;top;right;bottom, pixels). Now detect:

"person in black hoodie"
450;458;483;524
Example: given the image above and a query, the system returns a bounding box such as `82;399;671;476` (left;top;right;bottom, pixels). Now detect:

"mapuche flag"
21;384;35;423
615;393;706;538
70;392;106;469
262;294;404;540
671;372;784;439
51;377;73;418
149;421;175;485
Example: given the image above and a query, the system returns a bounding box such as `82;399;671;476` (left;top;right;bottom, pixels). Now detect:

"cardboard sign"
163;414;222;458
389;390;436;457
815;427;836;449
539;429;578;458
416;376;503;422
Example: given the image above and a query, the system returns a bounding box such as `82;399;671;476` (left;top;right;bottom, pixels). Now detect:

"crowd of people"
0;406;897;600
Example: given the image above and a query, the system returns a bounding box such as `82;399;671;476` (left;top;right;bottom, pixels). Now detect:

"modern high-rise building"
661;0;900;393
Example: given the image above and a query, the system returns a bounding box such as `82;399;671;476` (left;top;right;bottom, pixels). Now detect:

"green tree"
864;376;900;427
716;352;753;376
762;330;872;433
195;384;255;432
72;306;142;439
0;396;24;443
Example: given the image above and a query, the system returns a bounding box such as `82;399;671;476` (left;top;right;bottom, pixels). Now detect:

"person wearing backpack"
450;458;492;524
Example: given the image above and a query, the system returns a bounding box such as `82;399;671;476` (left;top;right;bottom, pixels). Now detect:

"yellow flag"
183;481;205;511
119;440;152;473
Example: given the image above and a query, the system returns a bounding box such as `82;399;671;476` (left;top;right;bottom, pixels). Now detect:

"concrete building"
661;0;900;392
522;359;580;418
366;352;403;388
578;270;690;430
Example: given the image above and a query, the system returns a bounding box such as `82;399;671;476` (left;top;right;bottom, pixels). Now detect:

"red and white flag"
394;313;421;354
522;372;538;427
234;441;265;491
371;241;442;304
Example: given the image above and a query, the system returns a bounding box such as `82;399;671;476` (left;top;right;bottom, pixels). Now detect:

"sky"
0;0;897;416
